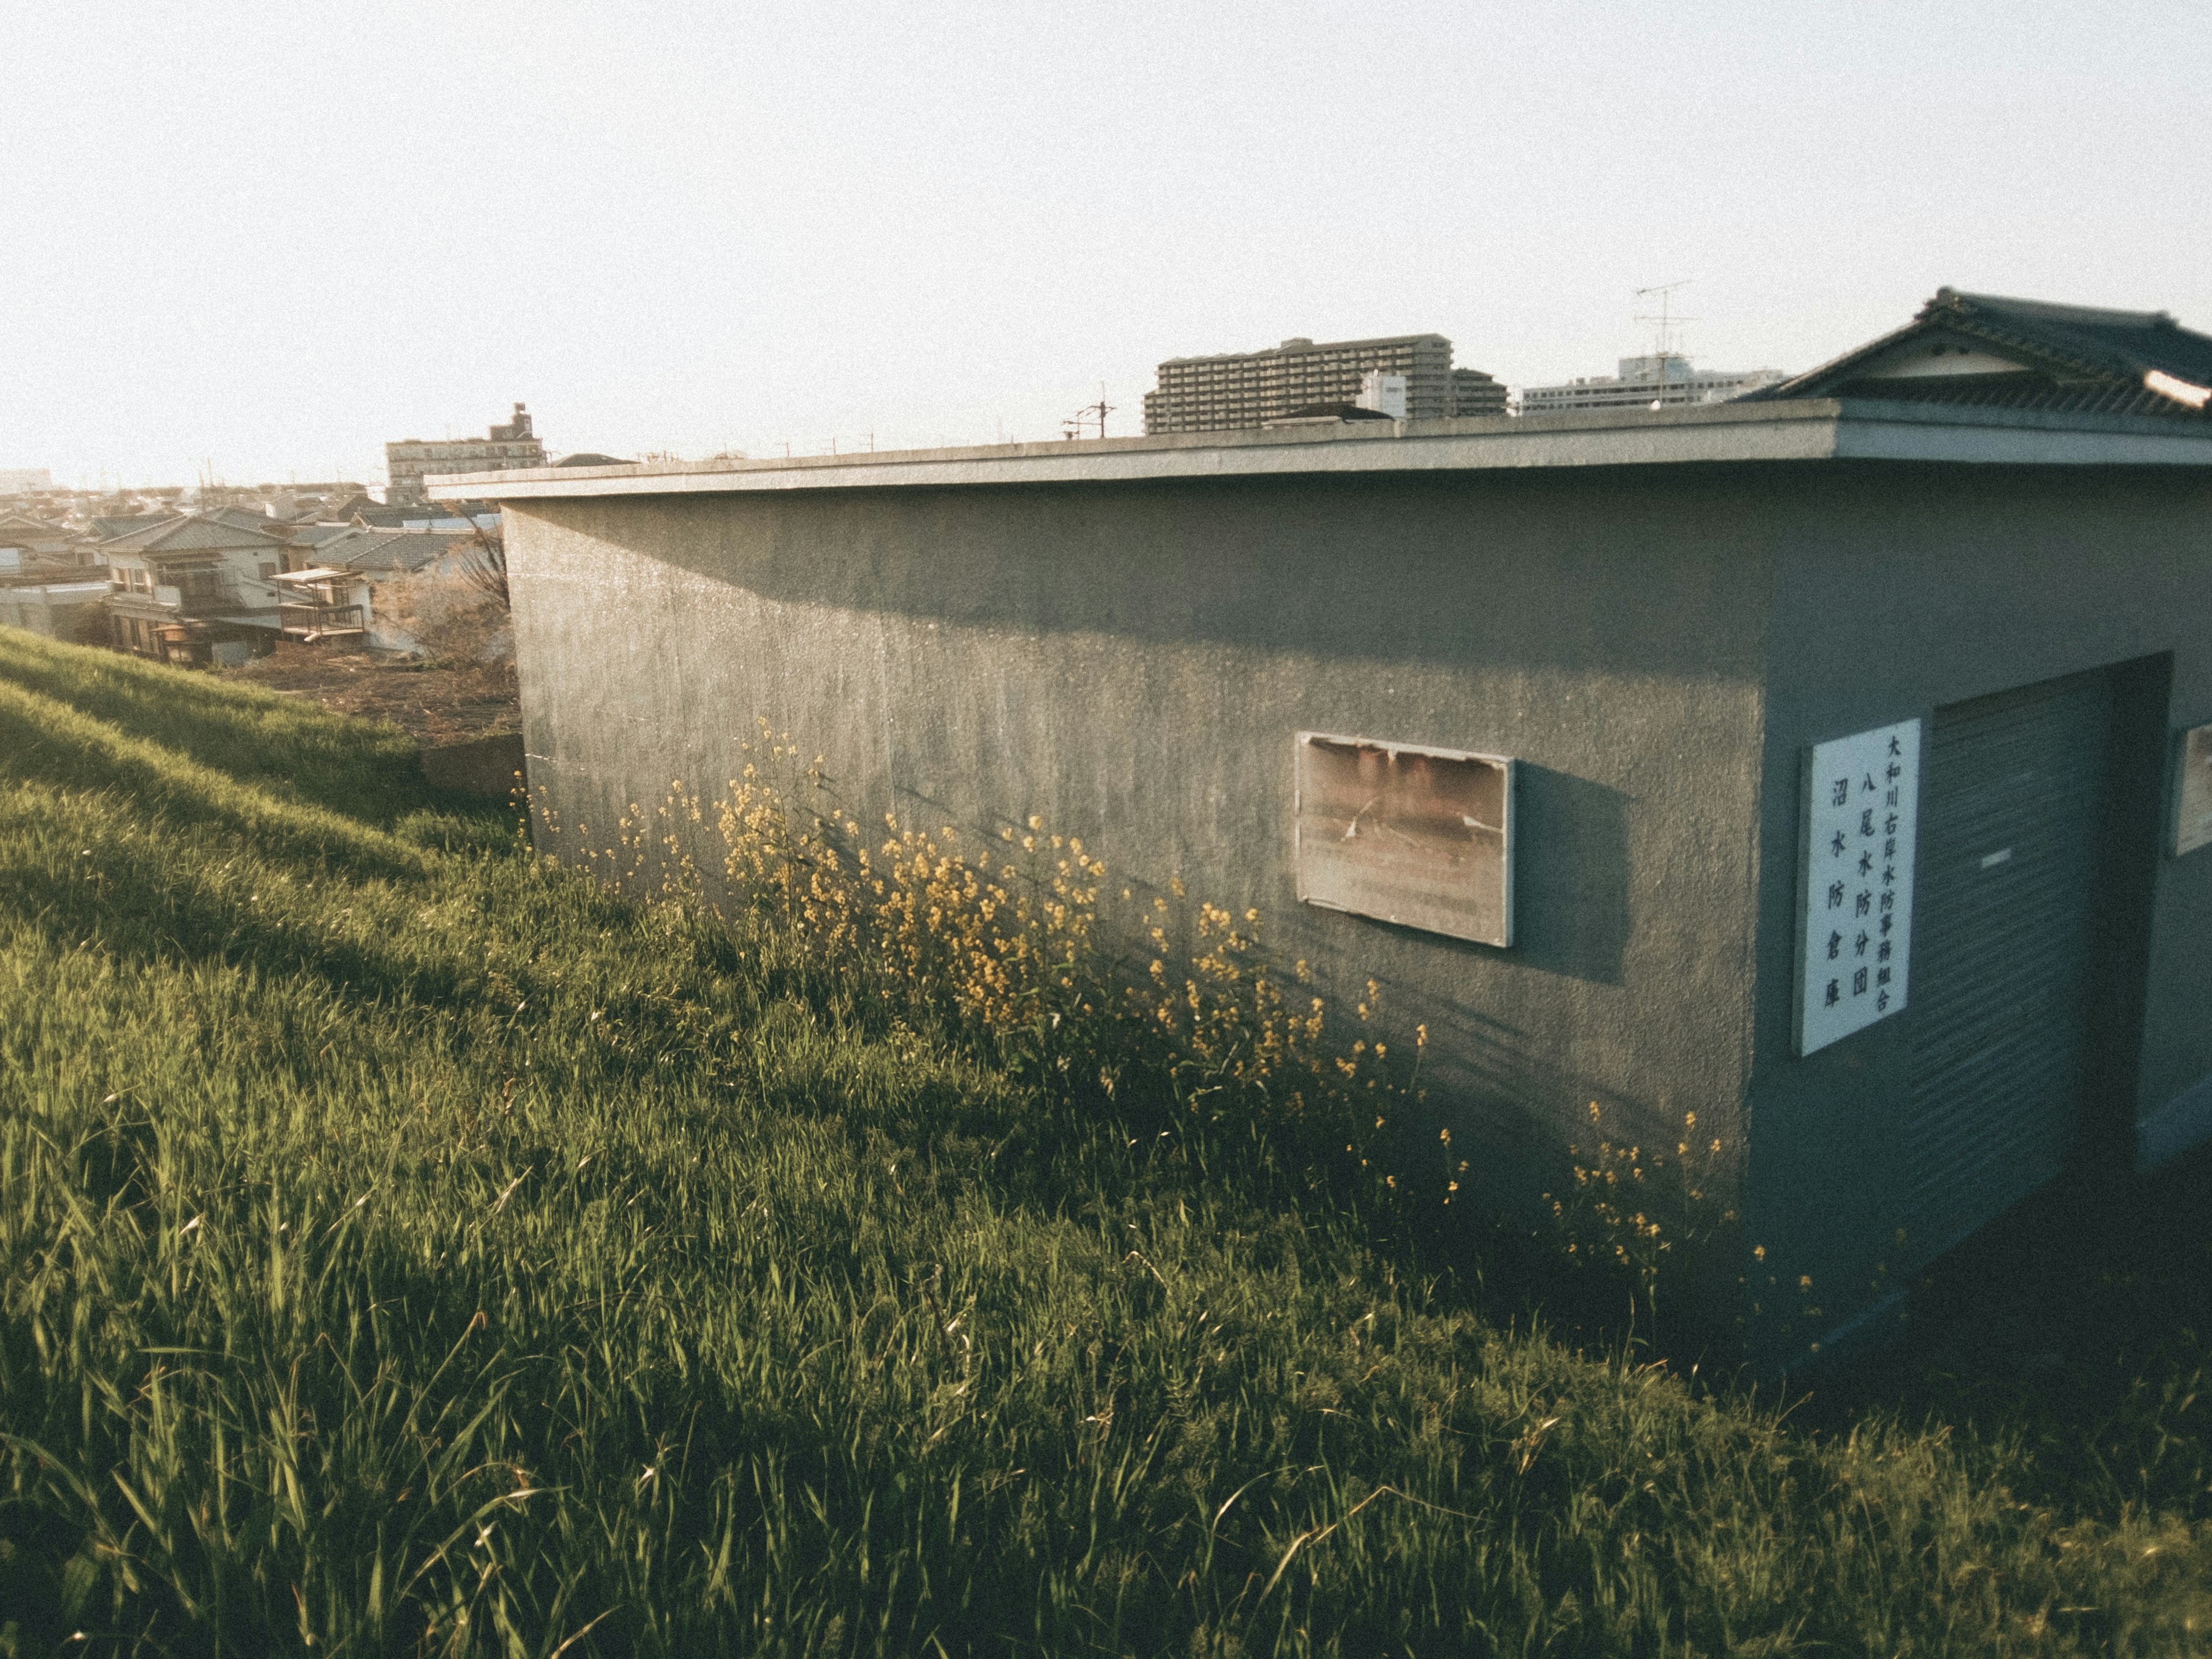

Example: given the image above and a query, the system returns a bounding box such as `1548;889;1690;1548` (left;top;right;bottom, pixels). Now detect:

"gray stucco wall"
497;453;2211;1361
502;468;1781;1222
1748;463;2212;1352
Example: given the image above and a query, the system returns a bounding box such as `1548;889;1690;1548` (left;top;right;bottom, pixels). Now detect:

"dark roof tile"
1755;288;2212;415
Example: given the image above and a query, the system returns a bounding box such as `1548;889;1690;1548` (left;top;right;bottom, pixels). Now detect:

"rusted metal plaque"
1294;732;1514;946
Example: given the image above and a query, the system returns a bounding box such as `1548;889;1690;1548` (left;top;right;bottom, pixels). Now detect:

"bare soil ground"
222;639;520;748
222;584;520;748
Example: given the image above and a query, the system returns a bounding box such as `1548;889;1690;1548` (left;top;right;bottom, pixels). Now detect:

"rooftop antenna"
1633;279;1697;368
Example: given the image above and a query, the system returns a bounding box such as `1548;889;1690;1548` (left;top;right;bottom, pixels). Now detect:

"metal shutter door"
1903;668;2113;1264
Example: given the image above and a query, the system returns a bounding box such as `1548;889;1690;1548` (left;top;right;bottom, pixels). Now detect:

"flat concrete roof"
426;398;2212;503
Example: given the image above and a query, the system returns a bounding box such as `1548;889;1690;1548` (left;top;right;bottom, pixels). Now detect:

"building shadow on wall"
525;471;1766;680
1510;763;1631;987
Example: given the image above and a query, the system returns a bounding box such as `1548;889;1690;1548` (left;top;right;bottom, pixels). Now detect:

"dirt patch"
223;638;521;748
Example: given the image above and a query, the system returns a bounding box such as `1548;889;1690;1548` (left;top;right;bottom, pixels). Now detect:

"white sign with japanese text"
1796;719;1922;1056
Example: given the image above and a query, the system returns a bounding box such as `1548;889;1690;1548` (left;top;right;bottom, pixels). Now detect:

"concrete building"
1449;366;1509;418
0;468;54;494
0;575;114;643
1518;354;1786;415
386;403;545;506
436;345;2212;1368
1143;334;1506;433
1357;371;1408;419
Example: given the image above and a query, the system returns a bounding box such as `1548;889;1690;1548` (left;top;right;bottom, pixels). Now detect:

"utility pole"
1063;382;1115;441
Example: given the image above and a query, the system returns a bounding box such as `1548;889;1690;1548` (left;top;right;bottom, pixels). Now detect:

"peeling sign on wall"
1294;732;1515;946
2176;723;2212;857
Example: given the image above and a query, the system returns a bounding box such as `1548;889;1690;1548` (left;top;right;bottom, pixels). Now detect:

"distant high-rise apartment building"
1516;355;1784;416
1142;334;1506;434
0;468;54;494
1448;367;1508;418
385;403;546;505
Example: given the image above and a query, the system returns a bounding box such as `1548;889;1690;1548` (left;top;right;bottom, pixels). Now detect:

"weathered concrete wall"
502;468;1781;1210
494;449;2212;1361
1748;461;2212;1351
0;588;109;645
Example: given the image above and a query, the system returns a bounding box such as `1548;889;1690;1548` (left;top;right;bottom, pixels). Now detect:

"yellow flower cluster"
527;716;1429;1190
1543;1101;1739;1316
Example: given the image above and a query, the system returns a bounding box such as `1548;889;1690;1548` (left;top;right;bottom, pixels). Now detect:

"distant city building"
1143;334;1506;434
1516;354;1784;416
1357;372;1408;418
385;403;545;505
0;468;52;494
196;480;364;521
1449;366;1509;418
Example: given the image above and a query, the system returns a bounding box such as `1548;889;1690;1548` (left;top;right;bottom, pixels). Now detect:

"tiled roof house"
1753;287;2212;418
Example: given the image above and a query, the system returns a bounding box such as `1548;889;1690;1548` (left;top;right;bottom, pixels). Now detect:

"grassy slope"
0;628;2205;1656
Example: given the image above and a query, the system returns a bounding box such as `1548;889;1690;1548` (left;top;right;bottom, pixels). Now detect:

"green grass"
0;626;2207;1655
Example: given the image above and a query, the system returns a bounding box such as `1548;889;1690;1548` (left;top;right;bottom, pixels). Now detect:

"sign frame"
1293;730;1516;948
1794;718;1923;1057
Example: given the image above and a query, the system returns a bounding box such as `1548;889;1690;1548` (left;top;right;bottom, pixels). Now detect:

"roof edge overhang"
428;399;2212;504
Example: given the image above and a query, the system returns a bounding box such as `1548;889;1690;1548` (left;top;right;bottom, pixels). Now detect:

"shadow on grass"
0;821;476;1017
0;696;431;885
0;630;431;828
1791;1143;2212;1517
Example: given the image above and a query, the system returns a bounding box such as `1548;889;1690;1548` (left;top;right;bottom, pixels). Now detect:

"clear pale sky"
7;1;2209;488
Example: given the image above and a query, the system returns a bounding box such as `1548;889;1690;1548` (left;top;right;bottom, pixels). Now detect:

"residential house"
275;524;490;653
1749;287;2212;415
267;566;374;644
98;514;292;665
0;513;109;642
0;512;96;572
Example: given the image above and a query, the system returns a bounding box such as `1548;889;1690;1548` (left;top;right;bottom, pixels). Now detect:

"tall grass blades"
0;630;2207;1656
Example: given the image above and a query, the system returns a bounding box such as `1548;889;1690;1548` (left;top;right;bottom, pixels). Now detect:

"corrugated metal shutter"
1903;668;2114;1264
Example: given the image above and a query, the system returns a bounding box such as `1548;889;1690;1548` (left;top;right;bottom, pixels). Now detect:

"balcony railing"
136;578;246;617
278;603;365;637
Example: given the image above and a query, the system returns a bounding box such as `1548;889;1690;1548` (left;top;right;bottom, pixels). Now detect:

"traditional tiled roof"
0;512;74;538
88;514;171;541
204;506;283;533
0;515;84;563
1752;289;2212;416
97;514;293;555
313;526;476;574
288;522;361;548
